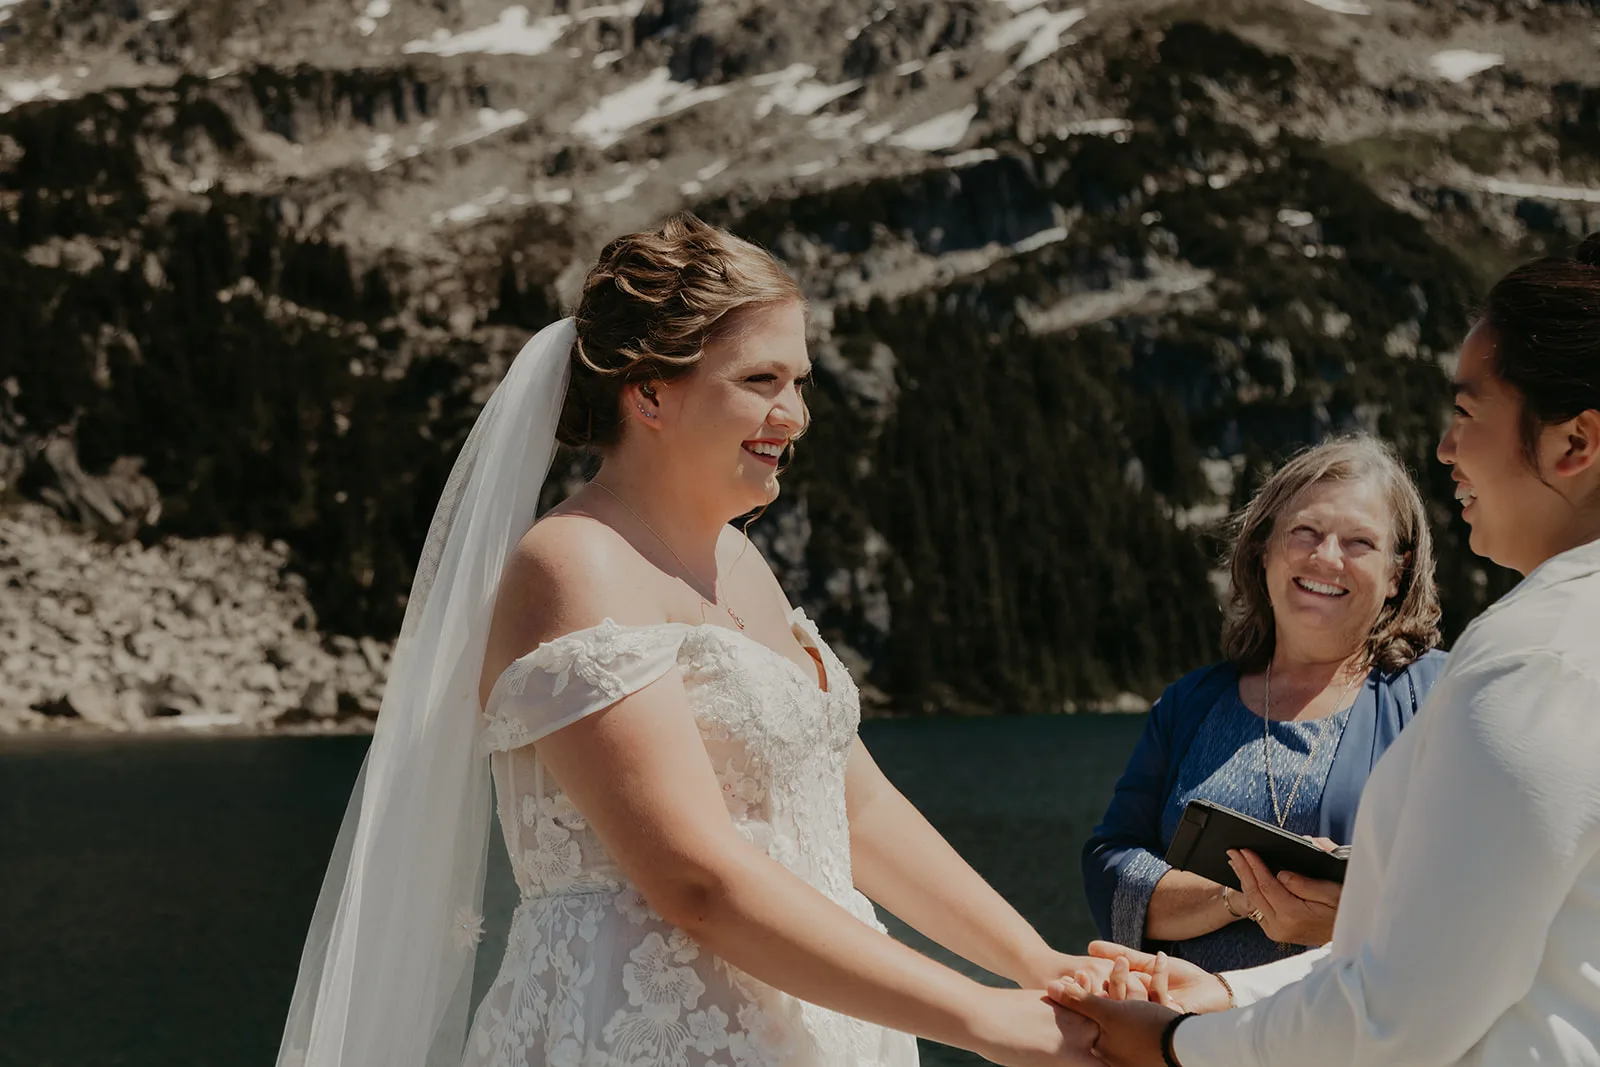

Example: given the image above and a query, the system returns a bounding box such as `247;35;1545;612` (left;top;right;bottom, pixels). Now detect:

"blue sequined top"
1139;687;1352;971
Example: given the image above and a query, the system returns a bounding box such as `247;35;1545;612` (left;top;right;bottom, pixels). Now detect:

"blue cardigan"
1081;650;1449;948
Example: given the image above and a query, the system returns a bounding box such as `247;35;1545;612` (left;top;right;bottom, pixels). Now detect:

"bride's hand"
967;987;1102;1067
1022;949;1153;999
1046;976;1176;1067
1086;941;1232;1013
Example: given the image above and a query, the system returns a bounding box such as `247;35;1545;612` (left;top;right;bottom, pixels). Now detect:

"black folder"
1165;799;1351;890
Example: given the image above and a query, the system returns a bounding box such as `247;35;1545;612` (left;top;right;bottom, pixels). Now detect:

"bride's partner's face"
642;300;810;513
1437;321;1600;575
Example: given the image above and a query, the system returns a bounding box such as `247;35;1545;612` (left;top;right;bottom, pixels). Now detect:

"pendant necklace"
589;481;747;630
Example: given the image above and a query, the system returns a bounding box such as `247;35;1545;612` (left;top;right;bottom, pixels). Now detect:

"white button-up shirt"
1177;536;1600;1067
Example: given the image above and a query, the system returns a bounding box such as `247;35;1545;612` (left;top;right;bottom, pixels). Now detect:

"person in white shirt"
1049;233;1600;1067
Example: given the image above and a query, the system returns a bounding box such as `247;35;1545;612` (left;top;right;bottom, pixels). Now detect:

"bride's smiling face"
642;300;810;512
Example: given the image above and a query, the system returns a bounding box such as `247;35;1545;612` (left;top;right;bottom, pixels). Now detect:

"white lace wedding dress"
461;608;921;1067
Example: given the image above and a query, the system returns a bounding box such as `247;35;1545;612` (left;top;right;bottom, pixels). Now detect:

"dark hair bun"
1484;234;1600;464
1575;231;1600;269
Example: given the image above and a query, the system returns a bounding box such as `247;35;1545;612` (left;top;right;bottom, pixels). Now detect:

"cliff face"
2;0;1597;728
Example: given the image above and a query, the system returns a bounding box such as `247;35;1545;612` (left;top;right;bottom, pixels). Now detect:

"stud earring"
637;405;656;419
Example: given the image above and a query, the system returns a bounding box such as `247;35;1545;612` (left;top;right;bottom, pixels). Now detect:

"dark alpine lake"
1;714;1147;1067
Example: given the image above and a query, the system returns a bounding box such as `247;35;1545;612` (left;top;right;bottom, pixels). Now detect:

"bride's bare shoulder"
503;513;664;629
480;515;666;699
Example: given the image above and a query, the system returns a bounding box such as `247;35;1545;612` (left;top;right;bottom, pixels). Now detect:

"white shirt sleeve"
1220;946;1329;1007
1174;652;1600;1067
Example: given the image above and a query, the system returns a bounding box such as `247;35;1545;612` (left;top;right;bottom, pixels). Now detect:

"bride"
276;214;1113;1067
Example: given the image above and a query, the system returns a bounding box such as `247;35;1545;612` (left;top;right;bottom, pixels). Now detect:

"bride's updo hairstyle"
1482;232;1600;470
558;213;805;449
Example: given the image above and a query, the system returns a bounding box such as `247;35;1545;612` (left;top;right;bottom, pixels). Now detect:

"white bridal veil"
276;319;577;1067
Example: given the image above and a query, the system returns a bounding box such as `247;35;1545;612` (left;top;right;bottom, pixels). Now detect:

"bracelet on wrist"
1160;1012;1195;1067
1214;970;1236;1009
1220;885;1248;920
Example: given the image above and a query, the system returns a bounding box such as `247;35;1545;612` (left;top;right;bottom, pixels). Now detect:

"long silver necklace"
589;481;747;630
1262;661;1363;827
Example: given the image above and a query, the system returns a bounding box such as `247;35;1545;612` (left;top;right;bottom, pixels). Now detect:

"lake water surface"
1;714;1145;1067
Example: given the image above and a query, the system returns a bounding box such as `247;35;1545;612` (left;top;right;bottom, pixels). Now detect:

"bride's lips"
742;438;785;467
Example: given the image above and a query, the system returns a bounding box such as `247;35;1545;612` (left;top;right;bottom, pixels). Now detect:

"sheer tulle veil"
276;318;578;1067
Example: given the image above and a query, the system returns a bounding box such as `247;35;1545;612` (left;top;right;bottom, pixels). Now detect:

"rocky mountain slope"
0;501;387;732
2;0;1597;730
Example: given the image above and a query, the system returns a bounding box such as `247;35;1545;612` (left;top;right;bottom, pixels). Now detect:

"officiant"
1081;435;1447;971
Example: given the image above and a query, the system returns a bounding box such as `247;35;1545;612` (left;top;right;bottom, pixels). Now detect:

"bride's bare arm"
843;741;1083;988
536;668;1098;1067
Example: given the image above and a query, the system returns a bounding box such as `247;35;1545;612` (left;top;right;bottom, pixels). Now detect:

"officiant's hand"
1230;847;1341;946
1046;974;1175;1067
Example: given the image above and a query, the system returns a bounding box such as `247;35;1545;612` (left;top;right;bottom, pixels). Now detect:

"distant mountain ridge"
2;0;1597;729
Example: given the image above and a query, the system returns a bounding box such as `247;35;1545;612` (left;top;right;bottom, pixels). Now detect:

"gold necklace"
1262;661;1363;827
588;481;747;630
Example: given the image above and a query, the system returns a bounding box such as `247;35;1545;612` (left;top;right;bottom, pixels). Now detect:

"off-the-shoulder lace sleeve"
480;620;690;753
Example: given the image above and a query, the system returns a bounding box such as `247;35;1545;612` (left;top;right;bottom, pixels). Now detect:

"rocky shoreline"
0;501;388;735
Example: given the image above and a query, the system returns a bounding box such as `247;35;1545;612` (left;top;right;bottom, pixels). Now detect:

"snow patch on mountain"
1298;0;1371;13
403;2;642;58
572;68;733;148
888;105;978;151
1428;50;1503;82
984;6;1088;70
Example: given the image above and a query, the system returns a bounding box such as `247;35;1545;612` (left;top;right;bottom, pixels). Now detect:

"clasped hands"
1036;848;1339;1066
993;941;1221;1067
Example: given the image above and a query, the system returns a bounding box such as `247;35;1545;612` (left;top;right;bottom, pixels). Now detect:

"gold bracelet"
1215;970;1237;1009
1220;885;1248;920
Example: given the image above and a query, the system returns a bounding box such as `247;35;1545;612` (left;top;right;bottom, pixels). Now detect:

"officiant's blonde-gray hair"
1223;435;1442;674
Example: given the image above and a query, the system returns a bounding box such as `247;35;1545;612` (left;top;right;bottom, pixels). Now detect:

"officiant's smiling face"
1263;478;1402;651
648;299;810;512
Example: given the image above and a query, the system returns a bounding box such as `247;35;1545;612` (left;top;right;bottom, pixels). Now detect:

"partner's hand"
968;988;1102;1067
1230;848;1340;947
1086;941;1232;1013
1046;975;1176;1067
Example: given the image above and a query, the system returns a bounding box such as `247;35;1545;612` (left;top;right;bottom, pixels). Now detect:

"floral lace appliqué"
513;620;671;700
521;816;582;893
481;621;687;754
452;905;486;949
